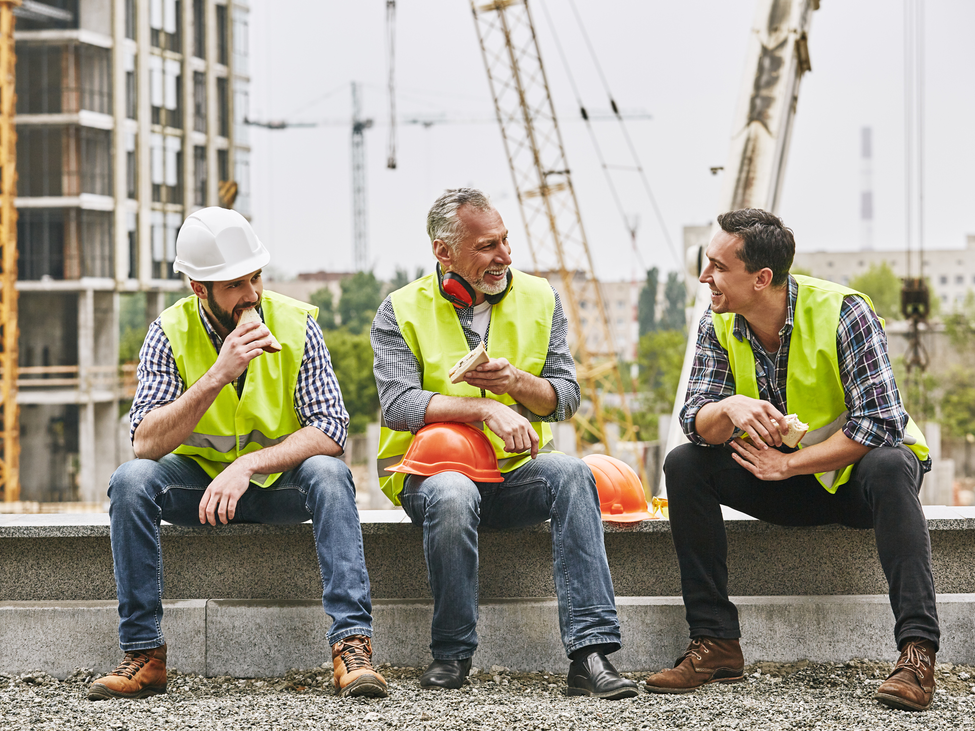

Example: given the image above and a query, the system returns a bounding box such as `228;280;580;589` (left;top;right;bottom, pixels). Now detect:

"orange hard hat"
386;422;504;483
583;454;655;522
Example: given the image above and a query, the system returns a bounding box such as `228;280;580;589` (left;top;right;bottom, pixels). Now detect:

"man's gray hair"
426;188;493;252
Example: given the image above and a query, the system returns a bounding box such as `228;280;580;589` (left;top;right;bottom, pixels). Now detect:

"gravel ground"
3;660;974;730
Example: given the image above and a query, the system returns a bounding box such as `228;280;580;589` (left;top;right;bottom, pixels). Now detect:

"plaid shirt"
130;298;349;450
371;279;580;434
682;275;928;469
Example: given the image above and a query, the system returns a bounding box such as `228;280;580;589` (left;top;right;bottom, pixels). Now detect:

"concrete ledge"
0;601;207;677
3;508;975;677
3;508;975;602
3;595;975;678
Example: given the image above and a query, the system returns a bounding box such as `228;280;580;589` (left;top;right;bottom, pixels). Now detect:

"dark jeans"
664;443;940;650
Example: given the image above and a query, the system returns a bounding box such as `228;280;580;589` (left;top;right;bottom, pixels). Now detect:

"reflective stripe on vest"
377;269;556;505
160;290;317;487
712;275;928;493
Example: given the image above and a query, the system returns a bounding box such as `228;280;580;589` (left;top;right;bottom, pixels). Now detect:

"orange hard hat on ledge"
386;422;504;483
583;454;655;523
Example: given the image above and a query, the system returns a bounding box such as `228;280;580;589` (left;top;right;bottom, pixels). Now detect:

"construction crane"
469;0;645;483
662;0;819;489
351;82;373;271
0;0;21;503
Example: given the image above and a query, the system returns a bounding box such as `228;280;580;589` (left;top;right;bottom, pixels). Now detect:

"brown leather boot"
88;644;168;700
332;635;388;698
874;639;936;711
644;638;744;694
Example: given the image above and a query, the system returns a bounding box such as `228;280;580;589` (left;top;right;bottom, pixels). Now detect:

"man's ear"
432;239;453;270
190;281;208;300
753;267;774;292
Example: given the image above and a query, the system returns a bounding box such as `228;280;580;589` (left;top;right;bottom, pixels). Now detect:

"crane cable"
540;0;680;269
901;0;928;412
386;0;397;169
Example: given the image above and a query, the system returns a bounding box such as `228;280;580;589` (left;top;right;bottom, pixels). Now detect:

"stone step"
2;507;973;677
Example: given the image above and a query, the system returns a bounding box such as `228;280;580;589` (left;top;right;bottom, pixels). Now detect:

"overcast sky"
247;0;975;284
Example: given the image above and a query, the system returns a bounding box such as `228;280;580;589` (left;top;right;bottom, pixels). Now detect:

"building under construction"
12;0;249;503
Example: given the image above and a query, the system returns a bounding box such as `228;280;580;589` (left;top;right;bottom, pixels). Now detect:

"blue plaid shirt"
130;297;349;450
681;275;928;470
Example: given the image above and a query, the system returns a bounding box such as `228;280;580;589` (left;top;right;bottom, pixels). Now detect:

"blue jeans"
399;453;622;660
107;454;374;651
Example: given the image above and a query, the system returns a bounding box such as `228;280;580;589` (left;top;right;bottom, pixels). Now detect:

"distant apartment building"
792;235;975;313
14;0;249;501
683;224;975;314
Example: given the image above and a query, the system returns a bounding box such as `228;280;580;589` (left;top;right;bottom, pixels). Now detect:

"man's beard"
208;296;258;334
470;267;508;296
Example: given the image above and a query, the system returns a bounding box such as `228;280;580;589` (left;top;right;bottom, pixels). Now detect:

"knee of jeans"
663;443;698;483
108;459;161;508
552;456;599;502
301;455;355;495
421;473;479;520
856;447;920;497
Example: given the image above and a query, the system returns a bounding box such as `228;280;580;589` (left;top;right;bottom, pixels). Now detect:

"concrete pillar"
78;290;96;501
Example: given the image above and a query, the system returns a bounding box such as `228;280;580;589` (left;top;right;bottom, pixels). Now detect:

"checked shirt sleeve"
296;316;350;450
837;296;907;448
680;309;737;445
129;319;184;443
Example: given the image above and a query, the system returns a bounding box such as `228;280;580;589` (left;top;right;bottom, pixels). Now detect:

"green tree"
338;271;383;334
849;262;902;321
325;329;379;434
658;272;686;332
637;267;659;336
639;329;687;410
939;367;975;438
939;292;975;436
309;286;338;332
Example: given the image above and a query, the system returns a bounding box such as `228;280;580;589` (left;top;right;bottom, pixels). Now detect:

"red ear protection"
441;272;478;308
437;265;513;309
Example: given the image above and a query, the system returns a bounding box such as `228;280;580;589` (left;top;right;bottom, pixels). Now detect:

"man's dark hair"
716;208;795;287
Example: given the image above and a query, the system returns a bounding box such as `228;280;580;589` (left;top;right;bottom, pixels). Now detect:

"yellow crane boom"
469;0;646;486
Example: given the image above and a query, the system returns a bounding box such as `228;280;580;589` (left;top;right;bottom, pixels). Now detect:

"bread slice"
449;342;489;384
237;307;282;353
779;413;808;448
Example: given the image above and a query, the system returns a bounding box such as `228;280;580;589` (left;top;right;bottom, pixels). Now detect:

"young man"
370;188;637;699
646;208;938;712
89;208;386;700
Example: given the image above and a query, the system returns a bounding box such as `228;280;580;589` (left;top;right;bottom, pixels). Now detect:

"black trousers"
664;443;940;650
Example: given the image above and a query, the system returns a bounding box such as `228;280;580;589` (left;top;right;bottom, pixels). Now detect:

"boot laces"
678;638;710;664
894;642;931;680
109;651;150;680
337;637;375;673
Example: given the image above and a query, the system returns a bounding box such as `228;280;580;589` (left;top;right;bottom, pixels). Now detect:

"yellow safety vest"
712;275;928;493
160;290;317;487
377;268;556;505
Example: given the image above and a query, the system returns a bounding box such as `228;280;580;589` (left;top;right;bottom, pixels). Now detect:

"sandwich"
237;307;282;353
449;342;489;384
741;413;808;448
779;413;808;448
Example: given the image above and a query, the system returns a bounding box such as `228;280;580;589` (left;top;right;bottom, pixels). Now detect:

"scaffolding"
0;0;21;502
470;0;644;480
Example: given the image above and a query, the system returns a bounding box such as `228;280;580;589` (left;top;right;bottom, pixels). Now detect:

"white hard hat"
173;207;270;281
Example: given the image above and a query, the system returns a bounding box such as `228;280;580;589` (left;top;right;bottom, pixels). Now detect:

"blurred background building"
13;0;248;502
